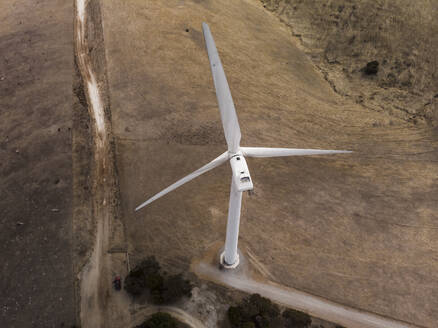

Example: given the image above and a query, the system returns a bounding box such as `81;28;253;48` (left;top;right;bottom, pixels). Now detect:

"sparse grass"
261;0;438;123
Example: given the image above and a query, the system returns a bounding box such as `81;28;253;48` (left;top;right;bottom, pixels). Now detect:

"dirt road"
195;262;421;328
75;0;107;326
74;0;129;327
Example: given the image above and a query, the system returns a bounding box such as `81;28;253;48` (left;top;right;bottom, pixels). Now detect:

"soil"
0;1;76;327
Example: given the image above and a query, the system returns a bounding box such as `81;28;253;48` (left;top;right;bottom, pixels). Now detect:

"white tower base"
222;178;242;268
220;251;240;269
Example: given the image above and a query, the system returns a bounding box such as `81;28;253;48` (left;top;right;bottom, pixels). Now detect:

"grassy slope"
101;0;438;326
261;0;438;125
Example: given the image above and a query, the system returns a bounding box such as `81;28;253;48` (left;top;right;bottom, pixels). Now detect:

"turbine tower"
136;23;351;268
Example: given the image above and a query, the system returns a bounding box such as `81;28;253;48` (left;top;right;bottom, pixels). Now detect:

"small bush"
228;306;245;327
363;60;379;75
125;256;192;305
135;312;178;328
125;256;161;296
146;272;165;292
227;293;280;328
247;294;280;318
159;274;192;304
241;322;256;328
282;309;311;328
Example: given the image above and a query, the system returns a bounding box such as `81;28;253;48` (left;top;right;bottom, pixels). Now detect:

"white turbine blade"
135;151;229;211
241;147;352;158
202;22;241;153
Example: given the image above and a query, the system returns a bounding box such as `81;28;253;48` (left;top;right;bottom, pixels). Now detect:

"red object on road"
113;276;121;291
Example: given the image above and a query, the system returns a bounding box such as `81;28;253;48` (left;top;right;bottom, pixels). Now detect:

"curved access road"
194;262;422;328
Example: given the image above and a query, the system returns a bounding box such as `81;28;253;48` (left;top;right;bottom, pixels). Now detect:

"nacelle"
230;155;253;192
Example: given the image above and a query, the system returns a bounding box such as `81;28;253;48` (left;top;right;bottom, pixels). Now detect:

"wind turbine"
135;23;351;268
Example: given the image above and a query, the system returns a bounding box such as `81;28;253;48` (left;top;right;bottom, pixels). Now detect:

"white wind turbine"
136;23;351;268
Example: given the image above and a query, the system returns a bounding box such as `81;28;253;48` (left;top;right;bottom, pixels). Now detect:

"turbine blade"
241;147;352;158
202;22;241;153
135;151;229;211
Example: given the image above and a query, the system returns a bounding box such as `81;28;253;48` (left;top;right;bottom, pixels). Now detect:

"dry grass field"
262;0;438;125
99;0;438;326
0;1;76;327
2;0;437;327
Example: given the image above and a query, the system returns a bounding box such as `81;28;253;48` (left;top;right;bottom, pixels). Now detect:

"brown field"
262;0;438;125
2;0;438;327
0;0;76;327
100;0;438;327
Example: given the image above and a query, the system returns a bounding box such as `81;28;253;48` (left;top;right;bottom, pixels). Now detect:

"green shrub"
241;322;256;328
227;293;280;328
125;256;161;296
135;312;178;328
124;267;147;296
160;274;192;304
145;271;164;291
125;256;192;305
282;309;311;328
246;294;280;318
228;306;245;327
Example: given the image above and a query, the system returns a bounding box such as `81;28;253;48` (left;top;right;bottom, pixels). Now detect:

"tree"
160;274;192;304
145;271;164;292
135;312;178;328
282;309;311;328
228;294;280;328
241;322;256;328
138;256;161;276
124;266;146;296
247;294;280;318
125;256;192;305
125;256;161;297
228;306;245;327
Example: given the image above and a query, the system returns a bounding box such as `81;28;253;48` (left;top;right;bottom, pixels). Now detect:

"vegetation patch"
135;312;184;328
282;309;311;328
228;293;314;328
363;61;379;75
125;256;192;304
228;293;281;327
